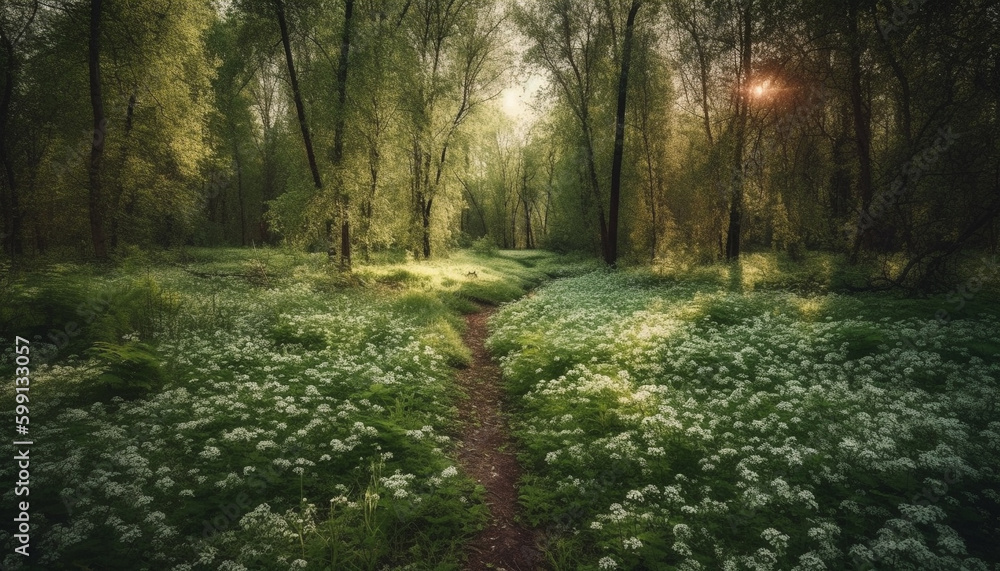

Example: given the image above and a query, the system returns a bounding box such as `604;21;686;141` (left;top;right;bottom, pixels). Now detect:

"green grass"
3;247;997;570
488;264;1000;571
0;247;585;571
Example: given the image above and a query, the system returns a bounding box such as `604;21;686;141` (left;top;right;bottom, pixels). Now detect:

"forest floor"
456;306;543;571
7;248;997;569
0;249;589;570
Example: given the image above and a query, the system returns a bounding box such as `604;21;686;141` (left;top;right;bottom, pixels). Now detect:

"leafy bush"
370;268;428;289
103;277;183;341
471;236;499;256
242;258;272;287
0;267;95;346
85;340;165;397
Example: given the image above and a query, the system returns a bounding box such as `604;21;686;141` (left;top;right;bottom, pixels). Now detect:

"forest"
1;0;999;569
0;0;996;277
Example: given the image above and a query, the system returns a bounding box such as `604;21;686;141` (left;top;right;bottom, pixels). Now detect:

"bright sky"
499;73;548;133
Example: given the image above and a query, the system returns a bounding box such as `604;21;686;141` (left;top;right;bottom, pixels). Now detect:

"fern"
86;341;165;396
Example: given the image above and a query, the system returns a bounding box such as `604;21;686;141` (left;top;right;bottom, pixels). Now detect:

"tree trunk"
361;156;377;261
511;198;519;249
275;0;322;192
725;2;753;262
333;0;355;271
326;219;336;260
874;17;911;144
422;196;432;258
691;23;713;145
234;141;246;246
581;119;609;257
109;91;136;250
422;149;433;257
0;31;22;257
88;0;108;259
847;0;873;261
724;174;743;261
543;149;554;238
411;136;438;258
460;177;488;234
340;214;351;270
607;0;642;267
636;42;658;263
361;197;372;262
640;104;658;261
523;193;533;249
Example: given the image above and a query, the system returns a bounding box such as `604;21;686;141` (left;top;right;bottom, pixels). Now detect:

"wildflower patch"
490;271;1000;570
0;249;582;569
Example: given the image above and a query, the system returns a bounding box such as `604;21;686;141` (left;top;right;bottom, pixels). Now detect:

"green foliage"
701;294;766;325
93;277;184;342
471;236;499;256
242;258;272;288
829;322;885;360
270;318;328;350
289;458;486;571
456;279;525;305
393;292;471;366
393;292;450;324
365;268;429;289
439;293;480;315
85;340;165;396
0;266;98;356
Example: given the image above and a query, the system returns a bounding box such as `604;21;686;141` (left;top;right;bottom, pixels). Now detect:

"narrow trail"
456;307;543;571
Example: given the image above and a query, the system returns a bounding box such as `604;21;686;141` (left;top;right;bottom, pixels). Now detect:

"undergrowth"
0;247;588;570
490;267;1000;571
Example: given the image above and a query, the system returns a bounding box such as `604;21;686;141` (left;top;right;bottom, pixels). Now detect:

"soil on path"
456;307;543;571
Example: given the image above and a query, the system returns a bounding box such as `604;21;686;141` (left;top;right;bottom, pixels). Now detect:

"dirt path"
456;307;543;571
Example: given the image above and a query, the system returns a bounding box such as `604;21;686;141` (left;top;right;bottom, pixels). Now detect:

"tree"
402;0;504;258
630;26;671;262
0;0;37;258
331;0;355;270
723;0;754;261
350;0;406;260
88;0;108;259
606;0;642;266
517;0;611;258
845;0;874;261
206;16;259;245
274;0;323;194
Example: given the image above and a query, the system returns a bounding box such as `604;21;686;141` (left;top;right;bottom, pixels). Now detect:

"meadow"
1;249;999;570
488;255;1000;570
0;248;592;570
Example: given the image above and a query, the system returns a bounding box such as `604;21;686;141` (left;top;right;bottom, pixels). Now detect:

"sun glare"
751;80;771;99
749;79;776;99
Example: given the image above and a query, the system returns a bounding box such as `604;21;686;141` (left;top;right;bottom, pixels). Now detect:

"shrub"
85;340;165;397
471;236;499;256
92;276;183;342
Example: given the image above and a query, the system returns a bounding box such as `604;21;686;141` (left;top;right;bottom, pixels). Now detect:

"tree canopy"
2;0;998;287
